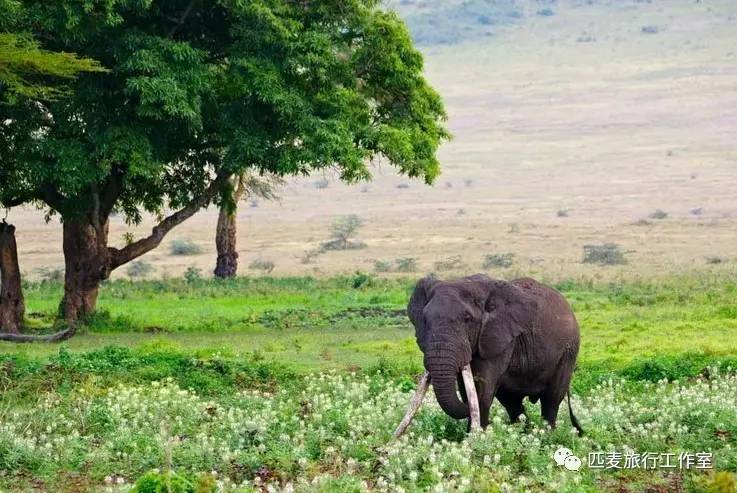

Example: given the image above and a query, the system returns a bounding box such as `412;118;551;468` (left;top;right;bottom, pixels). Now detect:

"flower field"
1;363;735;492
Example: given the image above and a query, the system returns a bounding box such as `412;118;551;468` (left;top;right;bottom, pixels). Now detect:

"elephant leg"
541;355;575;429
541;392;564;429
471;357;511;430
496;388;526;423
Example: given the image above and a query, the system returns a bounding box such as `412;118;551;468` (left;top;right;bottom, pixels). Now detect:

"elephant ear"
407;276;437;349
479;280;537;359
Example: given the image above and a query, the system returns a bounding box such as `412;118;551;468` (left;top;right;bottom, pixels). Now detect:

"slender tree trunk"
0;223;24;333
214;179;246;279
214;205;239;278
60;217;110;323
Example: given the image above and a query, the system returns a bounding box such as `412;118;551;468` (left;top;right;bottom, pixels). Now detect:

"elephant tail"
567;390;584;436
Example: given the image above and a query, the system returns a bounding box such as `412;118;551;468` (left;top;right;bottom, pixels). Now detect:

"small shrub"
577;34;596;43
322;215;365;251
131;471;215;493
434;255;467;271
536;8;554;16
557;209;569;217
35;266;64;282
583;243;627;265
641;25;659;34
170;239;203;256
396;183;410;189
464;178;474;187
482;253;515;269
373;260;392;273
633;219;653;226
706;256;727;265
313;178;329;189
301;248;324;264
690;207;703;216
396;257;418;273
351;271;374;289
249;259;275;273
184;266;202;283
127;260;155;278
648;209;668;220
508;223;520;234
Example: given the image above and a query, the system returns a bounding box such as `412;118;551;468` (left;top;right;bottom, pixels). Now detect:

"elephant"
393;274;583;437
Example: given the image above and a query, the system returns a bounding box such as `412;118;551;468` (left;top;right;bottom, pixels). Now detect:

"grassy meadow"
1;273;736;492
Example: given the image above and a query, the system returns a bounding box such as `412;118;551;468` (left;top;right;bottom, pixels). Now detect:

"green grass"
2;274;737;492
9;273;737;375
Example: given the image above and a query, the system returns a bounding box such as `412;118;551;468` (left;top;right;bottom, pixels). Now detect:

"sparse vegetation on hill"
397;0;523;45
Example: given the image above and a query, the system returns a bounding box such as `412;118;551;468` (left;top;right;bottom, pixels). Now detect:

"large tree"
0;0;448;326
0;2;104;337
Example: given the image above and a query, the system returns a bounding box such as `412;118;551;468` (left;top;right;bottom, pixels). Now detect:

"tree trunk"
214;178;246;279
0;223;24;333
60;218;110;323
214;204;239;278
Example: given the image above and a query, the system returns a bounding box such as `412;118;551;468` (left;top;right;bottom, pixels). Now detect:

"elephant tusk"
392;371;430;438
461;364;481;431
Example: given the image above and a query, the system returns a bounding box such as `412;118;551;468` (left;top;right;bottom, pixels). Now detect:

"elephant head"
406;274;537;420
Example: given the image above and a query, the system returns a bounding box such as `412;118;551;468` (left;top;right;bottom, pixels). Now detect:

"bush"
434;255;466;272
249;259;275;273
374;257;418;273
351;271;374;289
706;256;727;265
34;266;64;282
482;253;515;269
170;239;202;256
322;215;365;251
301;248;325;264
373;260;392;273
396;257;418;273
536;8;554;16
127;260;155;278
184;266;202;283
557;208;569;217
583;243;627;265
641;24;659;34
131;471;215;493
633;219;653;227
648;209;668;220
313;178;329;189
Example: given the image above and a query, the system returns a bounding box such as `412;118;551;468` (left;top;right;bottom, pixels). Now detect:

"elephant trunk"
424;335;472;419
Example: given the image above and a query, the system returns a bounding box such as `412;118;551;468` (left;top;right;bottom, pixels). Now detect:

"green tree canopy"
0;32;105;101
0;0;449;322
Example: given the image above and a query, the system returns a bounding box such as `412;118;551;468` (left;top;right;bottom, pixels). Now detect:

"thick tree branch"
41;183;68;211
108;175;227;269
98;165;125;220
167;0;198;37
1;192;37;208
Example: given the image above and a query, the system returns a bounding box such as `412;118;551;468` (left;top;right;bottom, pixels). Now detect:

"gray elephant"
393;274;583;436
